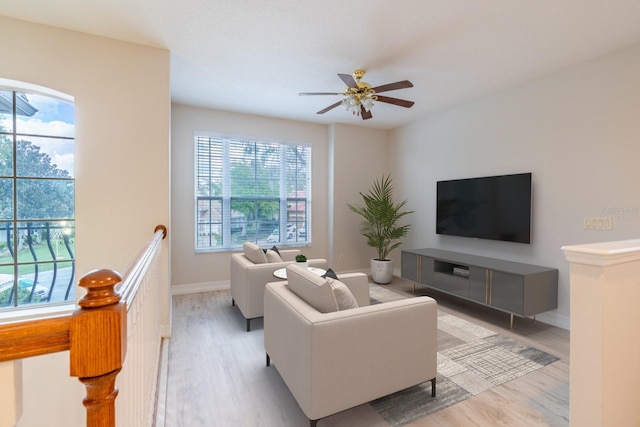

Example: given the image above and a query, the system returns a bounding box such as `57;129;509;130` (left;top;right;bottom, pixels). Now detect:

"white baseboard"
154;338;170;427
171;280;230;295
534;311;570;331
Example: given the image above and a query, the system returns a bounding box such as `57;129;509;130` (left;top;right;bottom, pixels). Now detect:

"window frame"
0;79;76;312
194;132;312;253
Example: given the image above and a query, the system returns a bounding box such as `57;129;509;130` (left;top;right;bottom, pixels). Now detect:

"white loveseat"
264;264;438;426
230;242;327;331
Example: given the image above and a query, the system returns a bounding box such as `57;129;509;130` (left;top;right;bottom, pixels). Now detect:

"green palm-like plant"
348;175;413;261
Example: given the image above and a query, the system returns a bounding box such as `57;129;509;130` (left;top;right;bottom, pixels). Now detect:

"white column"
562;239;640;427
0;360;23;427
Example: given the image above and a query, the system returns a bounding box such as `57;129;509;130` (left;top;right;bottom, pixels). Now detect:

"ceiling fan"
299;70;414;120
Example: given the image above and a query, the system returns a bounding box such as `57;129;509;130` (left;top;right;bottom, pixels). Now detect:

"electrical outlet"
584;217;613;230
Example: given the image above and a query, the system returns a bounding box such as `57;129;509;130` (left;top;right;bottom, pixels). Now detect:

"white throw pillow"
243;241;267;264
286;264;338;313
327;277;359;310
265;249;283;263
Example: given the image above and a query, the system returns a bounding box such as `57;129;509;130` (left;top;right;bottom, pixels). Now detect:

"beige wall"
390;42;640;329
1;17;171;427
170;107;393;287
170;104;331;286
329;124;392;271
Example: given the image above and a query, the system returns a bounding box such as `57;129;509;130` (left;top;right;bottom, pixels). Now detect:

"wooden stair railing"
0;316;71;362
70;268;126;426
0;224;167;427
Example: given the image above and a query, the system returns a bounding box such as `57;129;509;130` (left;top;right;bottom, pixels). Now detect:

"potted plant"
348;175;413;284
295;254;308;269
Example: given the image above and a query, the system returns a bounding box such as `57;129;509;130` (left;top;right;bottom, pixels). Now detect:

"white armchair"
264;264;438;426
230;243;327;331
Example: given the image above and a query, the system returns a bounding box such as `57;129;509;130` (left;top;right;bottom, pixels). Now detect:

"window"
0;82;75;309
195;134;311;251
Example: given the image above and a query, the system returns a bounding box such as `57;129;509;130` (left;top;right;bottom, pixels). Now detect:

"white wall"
1;17;171;426
391;42;640;329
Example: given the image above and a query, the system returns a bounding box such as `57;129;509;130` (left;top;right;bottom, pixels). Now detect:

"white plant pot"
296;261;308;270
371;258;393;284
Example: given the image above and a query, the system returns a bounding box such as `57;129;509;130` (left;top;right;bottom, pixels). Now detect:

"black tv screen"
436;173;532;244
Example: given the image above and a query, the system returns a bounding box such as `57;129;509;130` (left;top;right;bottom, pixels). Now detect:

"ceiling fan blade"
371;80;413;93
375;95;415;108
338;73;358;89
317;101;342;114
361;105;373;120
299;92;343;96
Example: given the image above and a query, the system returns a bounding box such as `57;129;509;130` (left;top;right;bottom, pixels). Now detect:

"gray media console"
401;248;558;327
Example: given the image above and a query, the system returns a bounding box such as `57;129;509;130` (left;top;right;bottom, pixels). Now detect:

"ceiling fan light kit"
340;70;376;116
299;69;415;120
341;92;375;116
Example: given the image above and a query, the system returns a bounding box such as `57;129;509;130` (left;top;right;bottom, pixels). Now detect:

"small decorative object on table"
296;254;308;269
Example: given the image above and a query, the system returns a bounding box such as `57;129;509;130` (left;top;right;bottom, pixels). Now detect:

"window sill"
196;242;311;254
0;303;75;325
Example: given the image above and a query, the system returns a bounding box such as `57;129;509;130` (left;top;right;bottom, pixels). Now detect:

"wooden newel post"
70;269;126;427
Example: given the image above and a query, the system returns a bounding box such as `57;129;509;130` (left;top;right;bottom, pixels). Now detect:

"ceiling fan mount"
299;69;414;120
351;69;366;81
348;69;371;90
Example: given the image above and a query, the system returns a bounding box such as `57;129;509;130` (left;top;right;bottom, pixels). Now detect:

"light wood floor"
163;276;569;427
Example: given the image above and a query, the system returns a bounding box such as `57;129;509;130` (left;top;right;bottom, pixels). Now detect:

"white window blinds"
195;134;311;251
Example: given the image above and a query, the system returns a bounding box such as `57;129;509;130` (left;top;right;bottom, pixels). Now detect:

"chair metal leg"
246;318;251;332
232;298;235;306
266;354;270;367
431;377;436;397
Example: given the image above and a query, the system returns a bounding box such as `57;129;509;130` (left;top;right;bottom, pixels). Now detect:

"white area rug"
368;284;559;426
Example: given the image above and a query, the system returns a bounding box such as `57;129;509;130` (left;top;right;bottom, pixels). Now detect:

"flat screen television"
436;173;532;244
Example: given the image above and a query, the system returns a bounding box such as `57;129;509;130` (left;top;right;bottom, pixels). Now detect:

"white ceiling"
2;1;640;129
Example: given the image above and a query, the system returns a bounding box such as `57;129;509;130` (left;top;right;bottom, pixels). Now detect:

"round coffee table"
273;266;326;280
